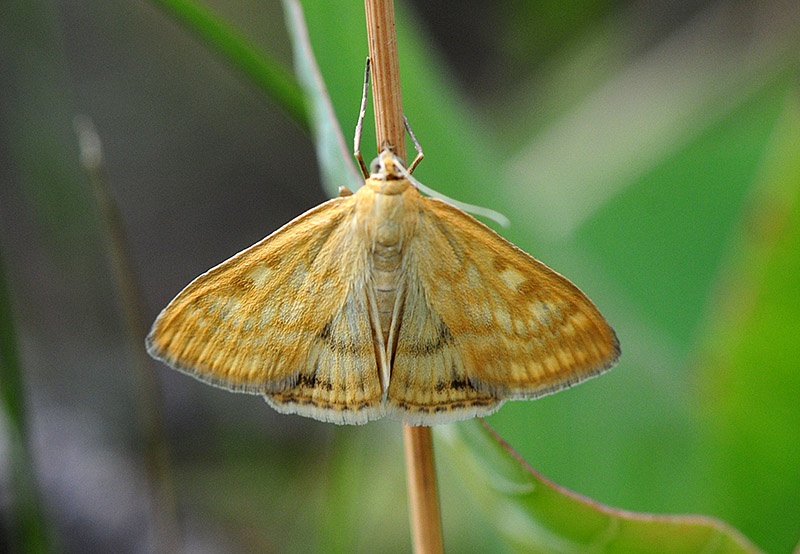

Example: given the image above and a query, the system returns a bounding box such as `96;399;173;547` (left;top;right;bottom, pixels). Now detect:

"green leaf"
694;94;800;554
437;420;764;554
148;0;308;129
484;19;800;546
281;0;363;196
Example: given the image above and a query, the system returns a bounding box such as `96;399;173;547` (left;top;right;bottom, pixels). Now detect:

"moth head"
370;149;408;181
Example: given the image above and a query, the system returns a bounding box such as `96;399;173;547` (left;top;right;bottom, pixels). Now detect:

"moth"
146;147;620;426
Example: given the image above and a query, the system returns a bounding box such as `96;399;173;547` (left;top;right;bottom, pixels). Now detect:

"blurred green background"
1;0;799;553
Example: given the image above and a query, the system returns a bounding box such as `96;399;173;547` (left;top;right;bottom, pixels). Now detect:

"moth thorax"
376;220;400;244
373;222;402;269
365;177;409;195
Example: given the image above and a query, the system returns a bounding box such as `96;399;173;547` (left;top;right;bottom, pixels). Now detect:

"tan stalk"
363;0;407;160
402;424;445;554
362;1;444;553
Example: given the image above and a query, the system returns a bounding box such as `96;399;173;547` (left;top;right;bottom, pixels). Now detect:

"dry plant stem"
363;0;407;160
403;425;445;554
74;116;180;553
362;1;444;552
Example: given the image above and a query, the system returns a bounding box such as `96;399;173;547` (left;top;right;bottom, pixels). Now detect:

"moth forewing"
147;194;386;424
414;195;620;402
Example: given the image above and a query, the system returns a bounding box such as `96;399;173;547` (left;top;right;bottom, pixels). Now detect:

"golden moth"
147;150;620;425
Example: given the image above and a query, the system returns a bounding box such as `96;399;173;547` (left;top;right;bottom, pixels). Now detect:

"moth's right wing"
146;196;385;424
386;195;619;425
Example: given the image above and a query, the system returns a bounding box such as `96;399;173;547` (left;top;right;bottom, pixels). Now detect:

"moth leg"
404;114;424;174
353;57;371;179
353;56;423;176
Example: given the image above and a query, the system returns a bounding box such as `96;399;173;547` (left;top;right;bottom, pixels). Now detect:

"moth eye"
369;156;381;175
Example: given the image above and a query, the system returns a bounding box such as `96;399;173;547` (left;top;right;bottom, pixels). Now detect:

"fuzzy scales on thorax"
356;174;416;350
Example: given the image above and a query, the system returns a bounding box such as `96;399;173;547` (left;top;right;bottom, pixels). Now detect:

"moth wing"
146;197;384;424
386;197;619;425
385;273;501;425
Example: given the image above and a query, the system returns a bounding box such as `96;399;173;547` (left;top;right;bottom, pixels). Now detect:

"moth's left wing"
147;197;385;424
